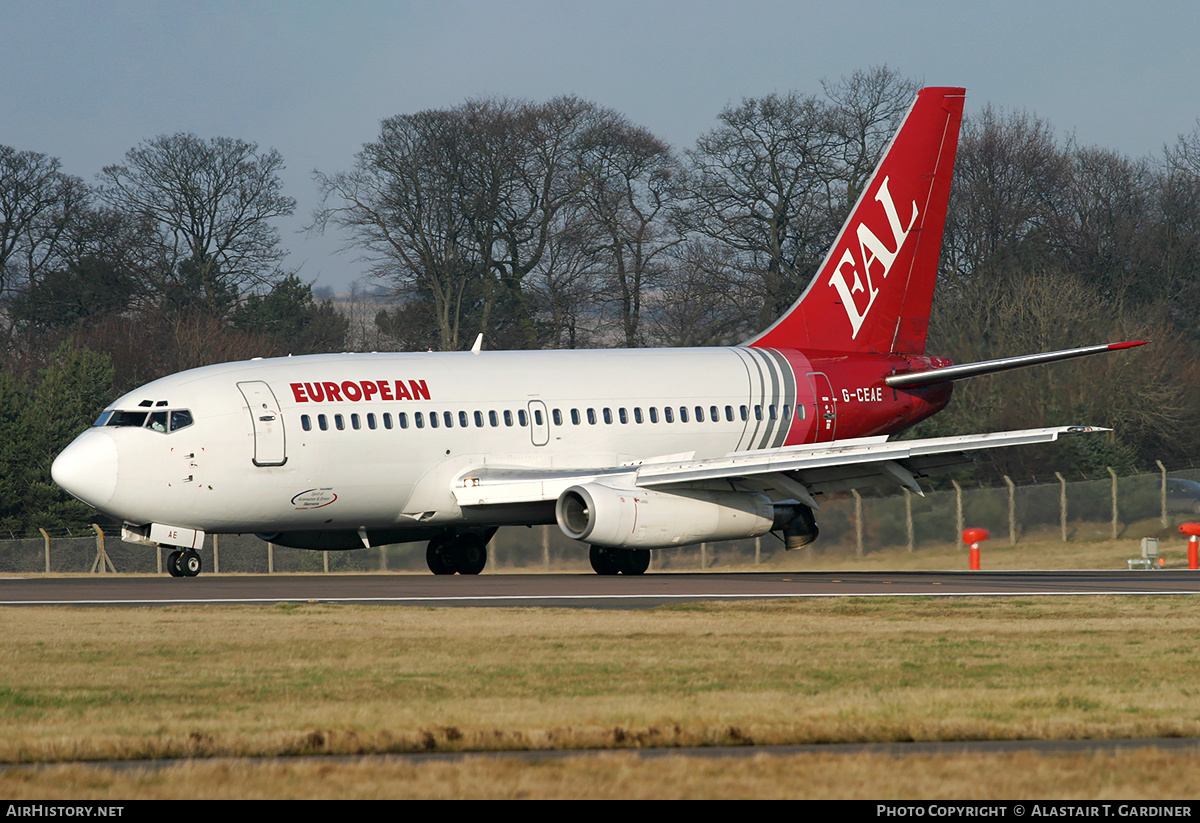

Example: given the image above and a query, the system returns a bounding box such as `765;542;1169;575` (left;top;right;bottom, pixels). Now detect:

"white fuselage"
57;346;830;536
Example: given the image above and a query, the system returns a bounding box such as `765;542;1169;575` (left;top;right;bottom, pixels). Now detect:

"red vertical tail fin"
746;86;965;354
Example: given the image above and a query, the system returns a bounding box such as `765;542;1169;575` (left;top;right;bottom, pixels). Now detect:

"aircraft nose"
51;430;119;508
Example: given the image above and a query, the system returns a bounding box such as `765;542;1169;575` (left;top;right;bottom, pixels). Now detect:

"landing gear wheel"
167;550;184;577
180;549;202;577
452;533;488;575
589;545;620;575
616;549;650;576
426;535;457;575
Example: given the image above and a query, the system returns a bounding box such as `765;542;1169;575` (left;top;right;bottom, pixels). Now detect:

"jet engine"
555;483;780;549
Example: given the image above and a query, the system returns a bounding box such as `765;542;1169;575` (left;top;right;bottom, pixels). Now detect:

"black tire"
167;550;184;577
589;545;620;575
181;550;202;577
616;549;650;575
452;533;488;575
426;535;457;575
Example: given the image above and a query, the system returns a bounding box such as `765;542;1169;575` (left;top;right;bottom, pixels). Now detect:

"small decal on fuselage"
842;387;884;403
292;488;338;509
289;380;430;403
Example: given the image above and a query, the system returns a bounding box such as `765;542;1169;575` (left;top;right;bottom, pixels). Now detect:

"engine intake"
555;483;777;549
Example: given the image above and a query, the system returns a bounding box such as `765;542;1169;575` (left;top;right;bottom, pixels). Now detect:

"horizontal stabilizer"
885;341;1148;388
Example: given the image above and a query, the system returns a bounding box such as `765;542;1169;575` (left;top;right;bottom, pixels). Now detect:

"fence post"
39;528;50;573
852;489;864;557
952;480;963;545
323;549;329;573
90;524;115;573
542;525;550;570
1055;472;1067;542
1004;476;1016;545
213;534;221;574
700;542;708;570
1108;467;1119;539
268;542;275;574
904;487;915;552
1157;460;1168;528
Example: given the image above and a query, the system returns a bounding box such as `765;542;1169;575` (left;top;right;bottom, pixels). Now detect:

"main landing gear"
589;546;650;575
426;530;493;575
166;548;202;577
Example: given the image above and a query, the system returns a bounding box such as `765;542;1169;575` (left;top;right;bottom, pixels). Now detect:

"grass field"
4;535;1200;798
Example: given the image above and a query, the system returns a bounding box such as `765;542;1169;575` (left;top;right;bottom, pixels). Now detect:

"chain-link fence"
5;466;1199;574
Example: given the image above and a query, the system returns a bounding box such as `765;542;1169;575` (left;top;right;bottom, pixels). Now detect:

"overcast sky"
4;0;1199;293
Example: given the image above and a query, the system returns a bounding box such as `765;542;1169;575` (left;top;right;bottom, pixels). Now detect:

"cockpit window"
97;408;193;433
104;410;148;428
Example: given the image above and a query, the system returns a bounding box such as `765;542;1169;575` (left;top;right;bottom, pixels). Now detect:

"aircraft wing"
452;425;1106;507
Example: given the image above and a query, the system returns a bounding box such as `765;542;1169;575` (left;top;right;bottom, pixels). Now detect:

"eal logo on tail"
827;176;919;338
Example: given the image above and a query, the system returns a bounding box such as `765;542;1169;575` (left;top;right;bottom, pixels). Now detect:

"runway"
4;569;1200;607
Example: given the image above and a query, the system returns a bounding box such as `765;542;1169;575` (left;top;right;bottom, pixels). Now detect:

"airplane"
50;87;1145;577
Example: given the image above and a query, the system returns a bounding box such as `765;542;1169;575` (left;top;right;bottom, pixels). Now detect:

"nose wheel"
166;548;202;577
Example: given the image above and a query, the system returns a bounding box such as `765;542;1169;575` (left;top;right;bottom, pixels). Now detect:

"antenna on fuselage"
471;333;483;354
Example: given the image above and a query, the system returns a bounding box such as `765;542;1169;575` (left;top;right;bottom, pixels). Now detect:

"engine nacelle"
555;483;776;549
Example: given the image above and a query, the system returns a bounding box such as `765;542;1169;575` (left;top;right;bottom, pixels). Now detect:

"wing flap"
452;426;1107;506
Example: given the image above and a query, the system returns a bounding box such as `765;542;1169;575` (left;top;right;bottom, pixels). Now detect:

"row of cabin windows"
298;404;802;433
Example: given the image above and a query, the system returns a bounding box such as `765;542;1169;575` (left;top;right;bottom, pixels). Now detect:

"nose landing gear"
166;548;202;577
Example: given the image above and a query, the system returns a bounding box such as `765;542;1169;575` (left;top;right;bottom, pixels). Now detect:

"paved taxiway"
3;570;1200;607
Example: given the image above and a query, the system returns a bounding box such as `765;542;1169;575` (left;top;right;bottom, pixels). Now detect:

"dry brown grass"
748;534;1185;572
4;749;1200;799
4;597;1200;767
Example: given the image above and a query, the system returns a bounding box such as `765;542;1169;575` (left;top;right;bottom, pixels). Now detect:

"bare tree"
0;145;90;295
682;92;840;328
574;115;684;347
97;134;295;314
822;65;921;208
940;107;1070;292
315;97;669;350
